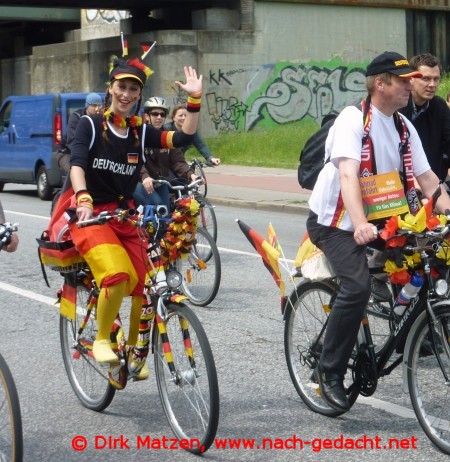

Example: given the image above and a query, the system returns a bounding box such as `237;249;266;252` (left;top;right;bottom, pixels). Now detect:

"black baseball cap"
366;51;422;78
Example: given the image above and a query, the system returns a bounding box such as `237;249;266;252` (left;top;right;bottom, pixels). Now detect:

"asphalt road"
0;186;449;462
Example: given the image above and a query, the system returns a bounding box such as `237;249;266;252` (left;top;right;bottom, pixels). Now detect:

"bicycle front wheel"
177;227;221;306
60;279;116;411
154;303;219;454
407;305;450;454
193;163;207;197
0;353;23;462
196;194;217;242
284;280;359;417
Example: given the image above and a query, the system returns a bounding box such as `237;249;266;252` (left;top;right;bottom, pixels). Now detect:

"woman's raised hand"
175;66;203;95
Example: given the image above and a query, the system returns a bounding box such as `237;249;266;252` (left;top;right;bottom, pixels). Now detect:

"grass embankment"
185;76;450;170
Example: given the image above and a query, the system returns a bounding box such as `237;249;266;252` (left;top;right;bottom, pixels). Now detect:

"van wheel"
37;166;53;201
0;182;4;192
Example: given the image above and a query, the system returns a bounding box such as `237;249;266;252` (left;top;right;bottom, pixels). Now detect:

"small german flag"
140;41;157;60
128;153;138;164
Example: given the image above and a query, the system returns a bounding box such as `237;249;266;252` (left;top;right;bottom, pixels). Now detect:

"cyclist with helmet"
134;96;197;211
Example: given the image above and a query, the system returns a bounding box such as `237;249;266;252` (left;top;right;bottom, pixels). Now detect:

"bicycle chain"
352;350;378;397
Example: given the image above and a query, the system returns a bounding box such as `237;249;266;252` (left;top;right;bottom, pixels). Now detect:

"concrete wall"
0;2;408;138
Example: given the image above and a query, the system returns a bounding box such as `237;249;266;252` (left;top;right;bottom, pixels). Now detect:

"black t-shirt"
70;114;194;204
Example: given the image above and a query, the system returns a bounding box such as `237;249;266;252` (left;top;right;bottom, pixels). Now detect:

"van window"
0;102;12;133
66;99;86;121
14;100;53;137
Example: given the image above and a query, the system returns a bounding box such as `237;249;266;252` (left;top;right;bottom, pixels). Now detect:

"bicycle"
188;157;212;198
185;160;218;242
283;224;450;454
155;179;221;306
54;206;220;454
0;223;23;462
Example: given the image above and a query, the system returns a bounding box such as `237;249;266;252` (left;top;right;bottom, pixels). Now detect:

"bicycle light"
166;270;182;289
434;279;448;297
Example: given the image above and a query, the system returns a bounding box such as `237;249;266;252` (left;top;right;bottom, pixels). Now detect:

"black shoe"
313;363;350;412
370;276;392;302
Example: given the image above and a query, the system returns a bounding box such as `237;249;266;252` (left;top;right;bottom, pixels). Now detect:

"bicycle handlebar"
0;222;18;250
190;157;214;169
76;209;137;228
153;177;203;192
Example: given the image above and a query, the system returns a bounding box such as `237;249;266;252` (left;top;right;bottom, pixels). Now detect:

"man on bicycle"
306;51;450;412
0;201;18;252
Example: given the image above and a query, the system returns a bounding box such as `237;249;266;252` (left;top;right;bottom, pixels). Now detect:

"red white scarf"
330;100;419;227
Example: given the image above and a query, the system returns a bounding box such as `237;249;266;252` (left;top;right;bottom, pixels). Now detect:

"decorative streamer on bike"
380;186;445;284
158;197;200;269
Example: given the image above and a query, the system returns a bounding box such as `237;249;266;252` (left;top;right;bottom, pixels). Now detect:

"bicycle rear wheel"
407;305;450;454
153;303;219;454
284;280;359;417
196;194;217;242
60;279;116;411
177;227;221;306
0;353;23;462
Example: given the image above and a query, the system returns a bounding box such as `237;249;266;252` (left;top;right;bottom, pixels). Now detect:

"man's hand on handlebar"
0;223;19;253
3;233;18;252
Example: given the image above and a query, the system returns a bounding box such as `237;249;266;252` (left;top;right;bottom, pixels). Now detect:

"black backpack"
297;116;337;190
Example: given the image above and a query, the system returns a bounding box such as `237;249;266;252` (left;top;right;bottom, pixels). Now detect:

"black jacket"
400;95;450;181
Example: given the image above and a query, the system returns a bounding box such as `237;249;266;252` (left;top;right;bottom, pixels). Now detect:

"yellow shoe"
135;362;150;381
93;340;119;363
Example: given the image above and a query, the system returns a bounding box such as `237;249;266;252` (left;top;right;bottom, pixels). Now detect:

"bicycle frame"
356;244;450;393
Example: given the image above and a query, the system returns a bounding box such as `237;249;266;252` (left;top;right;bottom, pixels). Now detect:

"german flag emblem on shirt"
128;153;139;164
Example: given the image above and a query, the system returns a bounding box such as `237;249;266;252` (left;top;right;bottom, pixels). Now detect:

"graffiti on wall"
203;61;367;133
85;10;130;24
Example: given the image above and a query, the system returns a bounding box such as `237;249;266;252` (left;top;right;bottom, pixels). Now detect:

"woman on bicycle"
69;55;203;366
165;104;221;165
134;96;197;211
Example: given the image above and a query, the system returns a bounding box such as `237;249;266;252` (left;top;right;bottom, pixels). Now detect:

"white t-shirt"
308;105;430;231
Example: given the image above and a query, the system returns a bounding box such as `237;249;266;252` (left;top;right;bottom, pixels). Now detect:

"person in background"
134;96;197;211
56;92;103;173
165;104;221;165
399;54;450;182
306;51;450;413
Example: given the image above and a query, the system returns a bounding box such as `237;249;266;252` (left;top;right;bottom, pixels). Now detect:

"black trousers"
306;212;371;377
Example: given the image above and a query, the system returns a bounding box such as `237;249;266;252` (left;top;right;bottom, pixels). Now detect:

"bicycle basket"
37;236;86;273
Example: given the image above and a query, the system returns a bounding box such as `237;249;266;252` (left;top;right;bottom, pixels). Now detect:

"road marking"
0;281;57;308
218;246;294;264
358;396;416;419
5;210;49;220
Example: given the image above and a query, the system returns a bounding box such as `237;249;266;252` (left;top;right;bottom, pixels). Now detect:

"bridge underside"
0;1;234;59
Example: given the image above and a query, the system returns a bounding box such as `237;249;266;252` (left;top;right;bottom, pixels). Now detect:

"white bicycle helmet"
143;96;168;114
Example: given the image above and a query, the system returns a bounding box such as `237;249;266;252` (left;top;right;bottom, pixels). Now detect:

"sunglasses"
149;111;166;117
